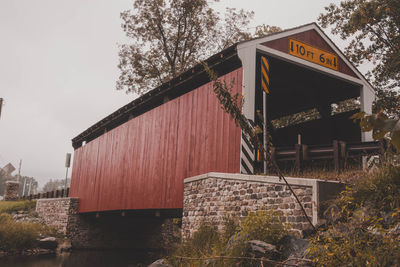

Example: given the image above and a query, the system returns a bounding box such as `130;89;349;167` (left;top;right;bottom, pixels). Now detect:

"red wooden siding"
70;68;243;213
262;29;358;78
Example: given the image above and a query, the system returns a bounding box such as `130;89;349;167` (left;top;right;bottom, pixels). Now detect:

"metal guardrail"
270;140;384;173
21;188;70;200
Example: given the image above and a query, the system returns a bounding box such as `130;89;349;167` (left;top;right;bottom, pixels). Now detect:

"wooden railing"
271;140;385;173
21;188;70;200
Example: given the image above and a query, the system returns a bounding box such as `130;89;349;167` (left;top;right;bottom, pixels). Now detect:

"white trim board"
256;45;364;87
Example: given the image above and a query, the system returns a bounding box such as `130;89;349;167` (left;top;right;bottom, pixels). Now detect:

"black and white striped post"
241;120;255;174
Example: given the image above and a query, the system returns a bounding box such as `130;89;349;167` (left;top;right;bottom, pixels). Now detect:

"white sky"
0;0;356;188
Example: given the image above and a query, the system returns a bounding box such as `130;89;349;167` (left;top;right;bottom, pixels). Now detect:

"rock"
225;232;249;253
278;235;309;259
388;223;400;236
283;257;313;267
247;240;280;260
148;258;171;267
57;240;72;253
367;226;383;237
323;204;341;224
278;236;311;267
38;237;58;250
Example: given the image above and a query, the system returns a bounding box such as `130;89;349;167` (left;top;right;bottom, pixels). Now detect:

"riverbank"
160;163;400;266
0;200;61;258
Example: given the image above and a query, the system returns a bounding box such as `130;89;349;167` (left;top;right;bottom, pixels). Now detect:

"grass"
0;200;36;214
0;200;58;252
168;211;288;267
0;213;56;251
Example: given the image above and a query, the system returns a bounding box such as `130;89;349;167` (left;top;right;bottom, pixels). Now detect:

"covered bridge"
70;23;374;214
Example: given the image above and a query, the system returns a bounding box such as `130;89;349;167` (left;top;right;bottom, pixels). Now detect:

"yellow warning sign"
260;56;270;94
289;39;338;71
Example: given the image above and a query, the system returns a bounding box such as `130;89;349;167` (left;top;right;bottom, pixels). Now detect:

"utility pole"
22;176;27;196
65;153;71;189
17;159;22;196
0;98;3;119
17;159;22;182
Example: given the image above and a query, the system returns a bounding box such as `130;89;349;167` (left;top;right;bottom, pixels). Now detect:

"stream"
0;250;159;267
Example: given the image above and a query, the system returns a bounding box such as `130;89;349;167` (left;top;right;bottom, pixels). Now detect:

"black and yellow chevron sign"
260;56;270;94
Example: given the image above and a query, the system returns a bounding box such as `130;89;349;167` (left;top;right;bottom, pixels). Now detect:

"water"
0;250;159;267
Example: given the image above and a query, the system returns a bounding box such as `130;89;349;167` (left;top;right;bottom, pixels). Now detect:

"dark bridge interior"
257;53;362;147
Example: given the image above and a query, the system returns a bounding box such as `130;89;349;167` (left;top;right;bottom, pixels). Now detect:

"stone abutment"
182;172;344;238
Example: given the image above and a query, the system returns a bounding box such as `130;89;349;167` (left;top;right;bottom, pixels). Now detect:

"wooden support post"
295;144;302;174
271;147;276;163
333;140;341;174
302;144;309;161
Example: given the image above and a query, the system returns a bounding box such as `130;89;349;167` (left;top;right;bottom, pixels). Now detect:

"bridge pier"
36;198;181;250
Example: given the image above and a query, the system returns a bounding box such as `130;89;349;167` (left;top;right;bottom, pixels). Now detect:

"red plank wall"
70;68;243;213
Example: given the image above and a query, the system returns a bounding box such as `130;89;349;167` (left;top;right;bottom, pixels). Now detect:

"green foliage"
308;218;400;266
0;213;55;251
0;200;36;214
338;163;400;213
167;222;226;266
168;211;288;266
352;111;400;152
118;0;280;94
308;163;400;266
237;210;288;245
373;88;400;118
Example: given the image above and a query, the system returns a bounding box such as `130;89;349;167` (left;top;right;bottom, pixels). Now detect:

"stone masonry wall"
36;198;181;250
36;198;79;234
4;181;20;201
182;173;344;238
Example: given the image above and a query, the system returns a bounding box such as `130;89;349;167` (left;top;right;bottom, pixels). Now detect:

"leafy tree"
319;0;400;120
373;88;400;118
352;111;400;152
117;0;280;94
42;178;70;193
320;0;400;145
319;0;400;90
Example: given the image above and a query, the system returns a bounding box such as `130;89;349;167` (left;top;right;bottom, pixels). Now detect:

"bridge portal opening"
256;52;362;148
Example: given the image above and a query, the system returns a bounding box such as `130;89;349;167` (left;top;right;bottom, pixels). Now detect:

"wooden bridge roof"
71;23;373;149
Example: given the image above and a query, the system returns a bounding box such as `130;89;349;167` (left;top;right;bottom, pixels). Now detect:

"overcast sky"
0;0;352;188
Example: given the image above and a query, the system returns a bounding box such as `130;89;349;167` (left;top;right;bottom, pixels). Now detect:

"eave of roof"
72;22;375;149
72;43;239;148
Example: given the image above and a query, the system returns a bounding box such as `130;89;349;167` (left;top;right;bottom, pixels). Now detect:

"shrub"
351;163;400;211
168;211;288;266
237;210;288;245
0;200;36;214
0;213;56;251
307;163;400;266
307;214;400;266
335;163;400;220
167;222;226;267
